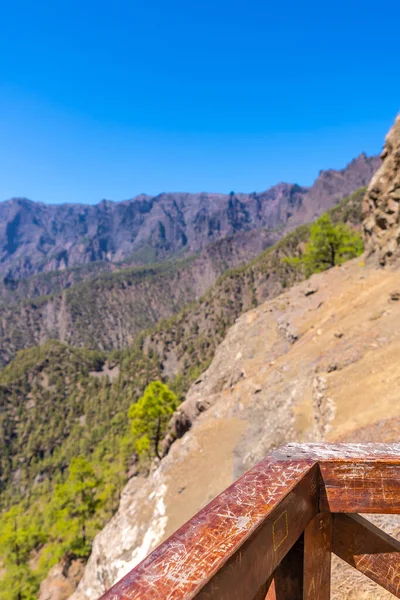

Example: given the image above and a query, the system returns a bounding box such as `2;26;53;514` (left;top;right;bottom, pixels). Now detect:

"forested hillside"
72;116;400;600
0;188;366;598
0;228;282;366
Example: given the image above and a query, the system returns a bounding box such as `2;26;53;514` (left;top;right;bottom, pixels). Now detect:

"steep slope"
0;228;281;367
0;191;365;507
72;258;400;600
0;153;378;280
0;227;279;304
0;189;367;599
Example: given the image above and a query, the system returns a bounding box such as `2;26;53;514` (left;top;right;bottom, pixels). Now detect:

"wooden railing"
100;443;400;599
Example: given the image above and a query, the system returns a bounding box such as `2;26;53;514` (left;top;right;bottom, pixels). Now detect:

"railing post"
265;534;304;600
303;512;332;599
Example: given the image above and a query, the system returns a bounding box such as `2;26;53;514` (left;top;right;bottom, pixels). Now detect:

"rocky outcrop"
363;114;400;265
39;556;85;600
71;258;400;599
0;153;378;280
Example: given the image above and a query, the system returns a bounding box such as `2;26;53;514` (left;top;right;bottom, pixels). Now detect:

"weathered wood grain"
332;513;400;598
99;459;318;600
197;472;317;600
252;576;273;600
273;443;400;462
303;513;332;599
319;462;400;513
274;444;400;513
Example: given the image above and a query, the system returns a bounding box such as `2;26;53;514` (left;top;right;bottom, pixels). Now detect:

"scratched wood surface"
275;444;400;514
196;470;317;600
319;462;400;513
274;443;400;462
332;513;400;598
99;444;400;600
99;458;318;600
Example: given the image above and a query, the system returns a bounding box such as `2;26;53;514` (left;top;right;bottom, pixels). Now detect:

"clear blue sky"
1;0;399;204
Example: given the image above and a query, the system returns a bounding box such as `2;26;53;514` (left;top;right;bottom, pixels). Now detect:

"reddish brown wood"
100;459;318;600
265;535;304;600
332;513;400;597
319;462;400;513
274;443;400;514
273;443;400;463
252;577;273;600
303;513;332;599
251;574;275;600
188;469;317;600
265;580;277;600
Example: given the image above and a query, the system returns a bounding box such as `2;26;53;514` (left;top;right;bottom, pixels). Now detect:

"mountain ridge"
0;153;379;280
0;151;385;599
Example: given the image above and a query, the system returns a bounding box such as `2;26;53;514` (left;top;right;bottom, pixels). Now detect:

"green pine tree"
284;214;363;277
128;381;179;460
48;456;100;557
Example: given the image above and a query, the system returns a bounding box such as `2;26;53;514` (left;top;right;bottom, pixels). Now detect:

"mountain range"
1;153;379;282
0;154;379;369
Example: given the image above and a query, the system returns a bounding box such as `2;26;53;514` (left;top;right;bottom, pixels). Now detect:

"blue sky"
1;0;399;204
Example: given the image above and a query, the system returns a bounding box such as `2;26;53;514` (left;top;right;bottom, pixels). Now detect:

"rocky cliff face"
70;258;400;600
0;153;378;280
364;114;400;265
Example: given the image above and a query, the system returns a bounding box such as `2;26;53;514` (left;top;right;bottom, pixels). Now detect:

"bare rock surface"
38;556;85;600
364;114;400;265
71;258;400;599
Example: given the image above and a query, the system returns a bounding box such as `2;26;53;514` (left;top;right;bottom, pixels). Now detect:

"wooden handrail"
99;443;400;600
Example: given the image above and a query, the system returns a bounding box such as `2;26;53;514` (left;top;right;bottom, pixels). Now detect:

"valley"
0;156;375;367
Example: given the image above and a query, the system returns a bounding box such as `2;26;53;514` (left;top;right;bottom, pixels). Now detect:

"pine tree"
284;214;363;277
49;456;100;557
128;381;178;460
